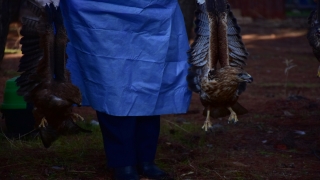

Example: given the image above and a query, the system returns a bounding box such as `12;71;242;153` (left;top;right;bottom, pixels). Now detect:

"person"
60;0;192;179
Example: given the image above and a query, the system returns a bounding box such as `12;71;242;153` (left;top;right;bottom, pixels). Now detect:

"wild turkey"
16;0;90;148
187;0;252;131
307;0;320;77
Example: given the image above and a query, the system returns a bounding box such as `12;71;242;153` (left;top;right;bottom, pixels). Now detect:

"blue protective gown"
60;0;192;116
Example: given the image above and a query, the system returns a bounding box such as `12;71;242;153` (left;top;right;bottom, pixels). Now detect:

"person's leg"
97;111;137;167
96;111;139;180
136;115;160;163
136;115;172;179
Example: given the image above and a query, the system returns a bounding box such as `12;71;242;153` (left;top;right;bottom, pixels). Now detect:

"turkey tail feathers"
188;2;209;67
187;1;210;92
25;0;43;17
188;0;249;93
16;1;43;101
226;5;248;67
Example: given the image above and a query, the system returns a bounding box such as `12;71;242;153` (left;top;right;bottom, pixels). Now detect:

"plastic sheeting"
60;0;192;116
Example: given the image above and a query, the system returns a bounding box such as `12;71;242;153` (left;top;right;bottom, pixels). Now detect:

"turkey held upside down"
187;0;253;131
16;0;91;148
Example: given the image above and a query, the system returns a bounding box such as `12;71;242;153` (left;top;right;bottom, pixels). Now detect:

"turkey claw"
202;120;212;132
72;113;84;122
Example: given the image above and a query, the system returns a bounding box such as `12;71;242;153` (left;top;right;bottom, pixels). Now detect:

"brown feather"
217;12;229;67
203;102;248;118
16;1;90;148
200;66;242;108
188;0;252;124
208;12;218;69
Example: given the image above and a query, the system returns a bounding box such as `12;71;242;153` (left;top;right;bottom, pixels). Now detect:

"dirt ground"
0;19;320;179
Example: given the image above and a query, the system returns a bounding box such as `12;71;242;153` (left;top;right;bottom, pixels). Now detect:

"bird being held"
16;0;90;148
187;0;253;131
307;0;320;77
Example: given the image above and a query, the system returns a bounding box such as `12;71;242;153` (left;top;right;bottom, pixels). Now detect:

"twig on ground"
164;120;190;133
211;169;225;180
68;170;96;173
18;129;37;139
0;127;16;148
283;59;296;98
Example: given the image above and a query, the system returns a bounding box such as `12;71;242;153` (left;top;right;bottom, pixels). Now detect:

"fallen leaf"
232;162;249;167
283;111;294;117
181;171;194;177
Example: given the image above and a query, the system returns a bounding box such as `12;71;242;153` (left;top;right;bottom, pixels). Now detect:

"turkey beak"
240;74;253;83
247;76;253;83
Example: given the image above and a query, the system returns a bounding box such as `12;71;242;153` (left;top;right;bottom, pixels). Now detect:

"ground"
0;19;320;179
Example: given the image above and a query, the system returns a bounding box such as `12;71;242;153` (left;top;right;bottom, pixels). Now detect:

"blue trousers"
96;112;160;168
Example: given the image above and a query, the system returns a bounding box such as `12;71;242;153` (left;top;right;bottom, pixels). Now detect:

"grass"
0;120;105;179
1;113;320;179
286;10;312;18
0;116;251;179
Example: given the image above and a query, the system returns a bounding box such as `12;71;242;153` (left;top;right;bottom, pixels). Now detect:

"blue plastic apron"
60;0;192;116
